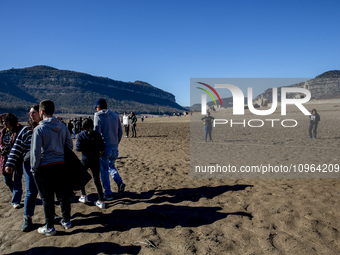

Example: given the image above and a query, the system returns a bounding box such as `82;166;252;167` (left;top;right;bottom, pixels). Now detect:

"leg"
56;193;71;223
131;125;135;137
80;159;90;196
12;171;23;204
308;124;313;137
3;171;14;194
23;162;38;217
208;126;212;141
108;147;123;185
313;123;318;138
54;164;71;224
204;126;208;141
90;159;104;201
99;150;113;195
34;169;55;229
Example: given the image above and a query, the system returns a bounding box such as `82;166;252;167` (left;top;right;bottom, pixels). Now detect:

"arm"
75;134;82;152
65;127;73;150
118;121;123;144
94;114;101;134
5;127;29;169
30;128;43;173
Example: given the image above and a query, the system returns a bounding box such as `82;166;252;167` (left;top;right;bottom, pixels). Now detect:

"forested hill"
0;65;185;116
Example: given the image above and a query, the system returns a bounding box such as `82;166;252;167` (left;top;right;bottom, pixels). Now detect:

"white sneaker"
78;195;88;203
95;200;105;209
38;225;56;236
13;204;21;209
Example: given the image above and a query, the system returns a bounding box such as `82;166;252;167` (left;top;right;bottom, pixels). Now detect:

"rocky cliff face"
254;71;340;103
0;65;183;114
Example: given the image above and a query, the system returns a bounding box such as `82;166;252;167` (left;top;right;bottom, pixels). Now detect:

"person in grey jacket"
94;98;125;200
31;100;73;236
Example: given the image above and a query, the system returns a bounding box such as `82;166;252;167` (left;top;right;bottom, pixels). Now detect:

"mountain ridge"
0;65;185;116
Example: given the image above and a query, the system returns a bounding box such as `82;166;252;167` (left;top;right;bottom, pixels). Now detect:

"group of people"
0;98;125;236
201;109;321;142
122;111;137;138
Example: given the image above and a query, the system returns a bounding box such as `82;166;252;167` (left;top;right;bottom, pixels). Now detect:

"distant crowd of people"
0;98;127;236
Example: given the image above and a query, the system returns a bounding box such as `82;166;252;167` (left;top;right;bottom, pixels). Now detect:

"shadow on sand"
68;184;253;234
5;242;141;255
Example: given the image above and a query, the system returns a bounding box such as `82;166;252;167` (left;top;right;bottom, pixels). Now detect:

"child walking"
76;118;106;208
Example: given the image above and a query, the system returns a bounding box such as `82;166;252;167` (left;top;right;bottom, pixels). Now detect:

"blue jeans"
204;126;212;141
3;169;23;205
100;147;122;195
23;162;38;217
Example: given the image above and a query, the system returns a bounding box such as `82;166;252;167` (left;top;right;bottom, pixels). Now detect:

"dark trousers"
308;123;318;138
80;158;104;201
131;124;136;137
204;125;212;141
124;125;129;137
34;163;71;229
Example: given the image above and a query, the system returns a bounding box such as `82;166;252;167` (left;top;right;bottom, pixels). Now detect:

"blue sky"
1;0;339;107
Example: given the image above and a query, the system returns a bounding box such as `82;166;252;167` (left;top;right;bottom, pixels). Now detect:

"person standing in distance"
94;98;125;200
201;112;215;142
308;109;320;139
31;100;73;236
130;112;137;138
122;112;130;138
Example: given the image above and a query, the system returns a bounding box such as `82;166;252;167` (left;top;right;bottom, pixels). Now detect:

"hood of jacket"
39;117;63;132
96;109;111;117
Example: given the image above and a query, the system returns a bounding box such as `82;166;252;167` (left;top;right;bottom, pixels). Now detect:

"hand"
5;167;13;174
99;151;104;157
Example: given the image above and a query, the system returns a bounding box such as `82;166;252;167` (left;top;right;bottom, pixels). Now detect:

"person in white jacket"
122;112;130;138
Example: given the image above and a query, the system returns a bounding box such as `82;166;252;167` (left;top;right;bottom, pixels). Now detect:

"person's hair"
40;100;55;116
82;118;94;131
1;113;18;128
28;104;40;130
124;111;127;114
131;111;135;116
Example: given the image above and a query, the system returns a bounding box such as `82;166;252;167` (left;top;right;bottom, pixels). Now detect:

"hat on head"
94;98;107;110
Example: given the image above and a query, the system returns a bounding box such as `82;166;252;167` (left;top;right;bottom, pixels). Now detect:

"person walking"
72;118;77;139
31;100;73;236
122;112;129;138
4;105;40;231
0;113;23;208
75;117;82;137
130;112;137;138
76;118;105;208
201;112;215;142
308;109;320;139
67;119;73;137
94;98;125;200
